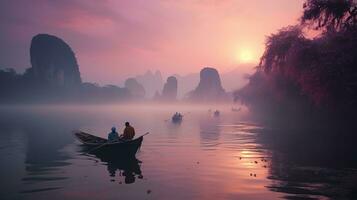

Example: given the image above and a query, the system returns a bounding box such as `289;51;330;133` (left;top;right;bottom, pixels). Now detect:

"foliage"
235;0;357;126
302;0;357;31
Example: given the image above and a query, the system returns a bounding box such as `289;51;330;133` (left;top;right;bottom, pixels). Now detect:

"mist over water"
1;0;357;199
1;104;356;200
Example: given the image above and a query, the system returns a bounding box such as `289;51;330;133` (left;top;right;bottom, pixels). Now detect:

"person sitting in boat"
176;112;183;118
108;126;119;142
120;122;135;140
172;112;182;121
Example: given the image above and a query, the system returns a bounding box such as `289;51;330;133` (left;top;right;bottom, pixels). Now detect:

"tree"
235;0;357;128
301;0;357;31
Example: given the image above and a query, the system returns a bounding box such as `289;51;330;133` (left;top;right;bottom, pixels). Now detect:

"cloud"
0;0;303;84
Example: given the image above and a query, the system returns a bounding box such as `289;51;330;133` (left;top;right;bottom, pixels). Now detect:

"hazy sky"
0;0;302;85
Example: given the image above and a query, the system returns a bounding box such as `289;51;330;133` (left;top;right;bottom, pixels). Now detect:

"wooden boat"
172;113;183;123
74;131;145;156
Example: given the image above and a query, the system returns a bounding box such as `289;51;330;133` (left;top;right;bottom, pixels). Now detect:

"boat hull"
172;115;183;123
74;131;143;156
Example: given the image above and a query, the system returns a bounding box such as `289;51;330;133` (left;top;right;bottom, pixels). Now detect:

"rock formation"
161;76;178;100
135;70;163;98
124;78;146;98
29;34;81;87
0;33;133;103
174;73;199;99
188;67;227;101
153;91;161;100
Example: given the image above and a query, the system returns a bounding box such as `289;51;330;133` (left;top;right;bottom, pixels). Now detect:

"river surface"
0;105;356;200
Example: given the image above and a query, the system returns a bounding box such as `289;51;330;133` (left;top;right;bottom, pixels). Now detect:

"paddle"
84;132;150;155
140;132;150;137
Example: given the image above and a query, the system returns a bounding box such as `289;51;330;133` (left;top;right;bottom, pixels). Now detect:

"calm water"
1;105;357;200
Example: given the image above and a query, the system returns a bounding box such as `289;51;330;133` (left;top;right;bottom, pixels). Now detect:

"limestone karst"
188;67;227;101
161;76;178;100
125;78;146;98
29;34;81;87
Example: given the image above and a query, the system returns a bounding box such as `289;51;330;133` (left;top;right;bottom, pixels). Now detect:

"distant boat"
214;110;220;117
231;107;241;112
172;112;183;123
74;131;146;156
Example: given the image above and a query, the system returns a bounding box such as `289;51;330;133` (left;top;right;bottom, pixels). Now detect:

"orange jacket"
122;125;135;140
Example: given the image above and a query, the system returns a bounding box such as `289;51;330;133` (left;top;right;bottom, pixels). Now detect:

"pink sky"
0;0;303;85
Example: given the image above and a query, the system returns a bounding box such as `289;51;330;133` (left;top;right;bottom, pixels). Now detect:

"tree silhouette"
235;0;357;128
302;0;357;31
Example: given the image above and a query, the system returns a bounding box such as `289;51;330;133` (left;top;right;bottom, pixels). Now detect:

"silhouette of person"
108;126;119;141
120;122;135;140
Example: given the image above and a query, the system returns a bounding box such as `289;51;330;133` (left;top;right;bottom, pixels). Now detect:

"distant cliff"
174;65;250;99
161;76;178;101
135;70;163;98
188;67;228;102
0;34;131;103
125;78;146;98
29;34;81;87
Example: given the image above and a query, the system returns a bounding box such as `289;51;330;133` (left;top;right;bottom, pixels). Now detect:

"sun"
238;49;254;63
